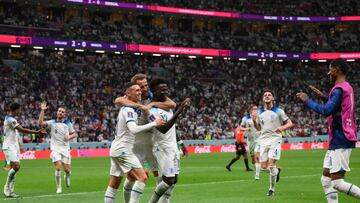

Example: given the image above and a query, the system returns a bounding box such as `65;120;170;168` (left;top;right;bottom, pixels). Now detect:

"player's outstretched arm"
16;125;46;135
155;98;190;134
149;97;176;111
296;89;342;116
127;118;166;134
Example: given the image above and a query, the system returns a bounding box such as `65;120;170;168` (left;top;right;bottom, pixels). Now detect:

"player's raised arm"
38;101;49;127
152;98;190;134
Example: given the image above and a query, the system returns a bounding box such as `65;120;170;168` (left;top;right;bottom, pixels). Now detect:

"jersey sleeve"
123;107;138;124
240;117;247;127
45;120;53;130
277;108;289;123
67;122;75;133
148;107;160;122
8;117;20;129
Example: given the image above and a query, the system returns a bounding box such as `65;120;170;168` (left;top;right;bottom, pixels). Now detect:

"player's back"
2;115;20;150
151;107;177;151
110;106;138;156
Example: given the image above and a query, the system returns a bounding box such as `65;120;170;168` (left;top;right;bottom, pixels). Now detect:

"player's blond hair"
131;73;147;83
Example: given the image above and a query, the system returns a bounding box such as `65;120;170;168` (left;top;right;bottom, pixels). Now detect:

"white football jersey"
134;98;153;146
2;115;20;150
46;119;75;156
240;115;260;143
150;107;177;151
257;106;289;145
110;106;140;157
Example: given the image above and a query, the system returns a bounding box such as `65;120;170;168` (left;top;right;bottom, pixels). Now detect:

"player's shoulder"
64;119;73;125
121;105;137;112
5;115;15;122
271;106;285;114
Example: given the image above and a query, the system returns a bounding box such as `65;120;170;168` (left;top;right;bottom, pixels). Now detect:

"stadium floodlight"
346;59;355;62
205;56;213;60
238;58;247;61
318;60;327;62
152;54;161;56
10;45;21;48
188;56;196;59
95;50;105;53
33;46;43;49
75;49;84;52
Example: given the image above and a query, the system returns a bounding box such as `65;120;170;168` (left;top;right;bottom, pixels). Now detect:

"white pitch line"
1;174;319;201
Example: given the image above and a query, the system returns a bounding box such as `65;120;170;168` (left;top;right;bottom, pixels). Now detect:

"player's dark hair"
149;78;167;92
263;89;275;97
330;58;350;75
10;102;21;112
122;82;137;94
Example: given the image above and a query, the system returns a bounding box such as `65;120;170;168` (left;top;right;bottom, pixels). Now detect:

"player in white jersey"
38;101;77;194
239;104;261;180
254;90;294;196
104;82;165;203
147;78;191;203
3;102;46;198
114;74;188;202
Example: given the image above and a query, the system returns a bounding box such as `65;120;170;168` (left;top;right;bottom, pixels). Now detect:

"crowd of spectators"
1;49;359;143
0;2;359;53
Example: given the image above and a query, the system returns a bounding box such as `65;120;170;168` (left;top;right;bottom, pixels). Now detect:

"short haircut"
263;89;275;97
248;104;257;114
149;78;167;92
131;73;147;83
122;82;137;94
330;58;350;75
10;102;21;112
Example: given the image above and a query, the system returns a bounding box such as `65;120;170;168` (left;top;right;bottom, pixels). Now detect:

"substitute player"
38;101;77;194
297;58;360;202
254;90;294;196
3;102;46;198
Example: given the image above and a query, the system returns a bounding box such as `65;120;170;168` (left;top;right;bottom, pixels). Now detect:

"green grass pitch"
1;149;359;202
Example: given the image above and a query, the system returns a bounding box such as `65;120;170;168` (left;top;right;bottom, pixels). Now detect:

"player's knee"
162;177;175;186
260;163;268;170
331;179;344;190
269;166;277;176
12;164;20;171
320;175;331;187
